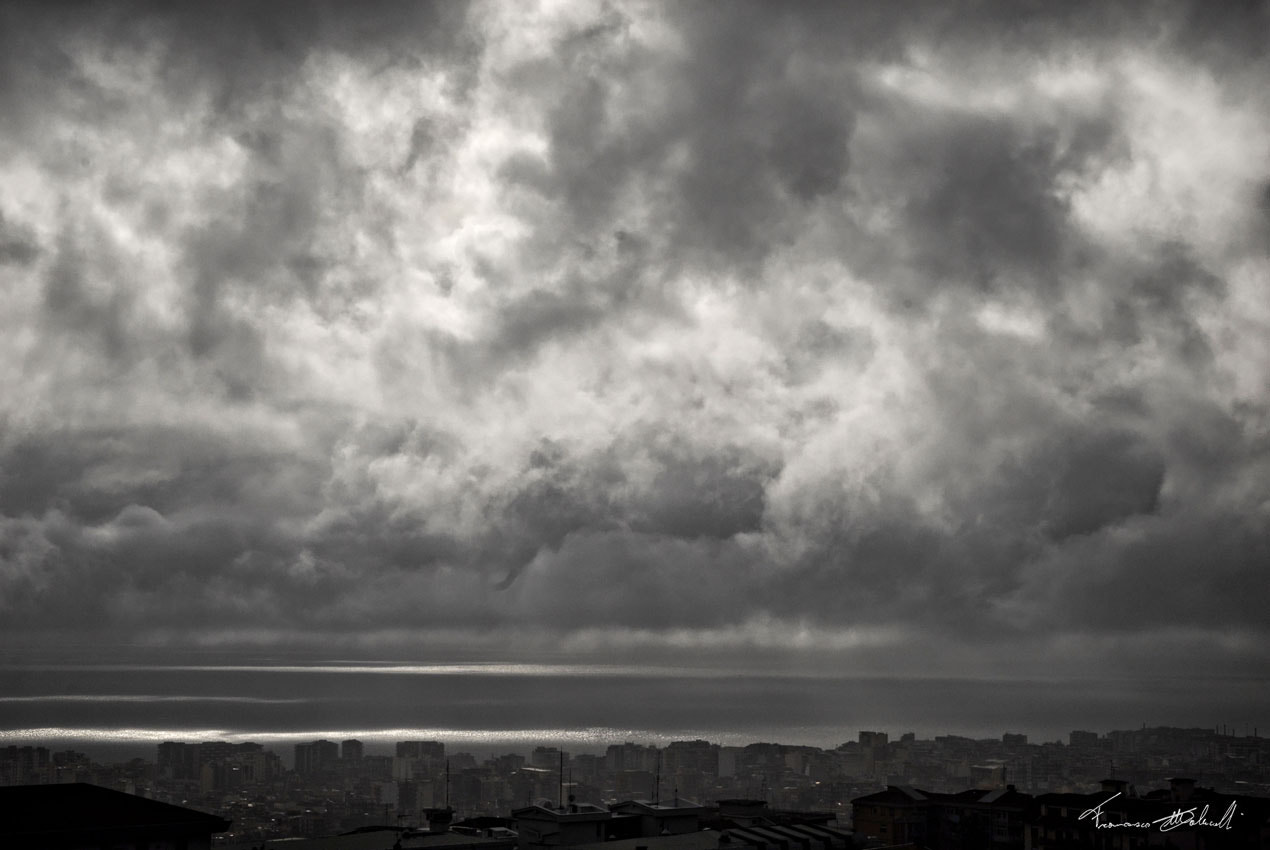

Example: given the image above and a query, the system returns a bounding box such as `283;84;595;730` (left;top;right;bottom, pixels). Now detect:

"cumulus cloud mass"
1;0;1268;684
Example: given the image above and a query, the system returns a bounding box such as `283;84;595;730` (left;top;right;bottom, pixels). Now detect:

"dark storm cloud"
892;109;1112;295
427;432;776;590
1042;509;1270;633
1000;427;1166;542
41;221;137;364
0;417;341;631
0;0;1267;687
626;438;771;540
111;1;477;115
178;124;349;398
486;288;611;366
495;0;866;280
1174;0;1270;66
0;214;40;267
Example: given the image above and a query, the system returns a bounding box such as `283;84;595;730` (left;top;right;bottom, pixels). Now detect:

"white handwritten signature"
1079;792;1237;832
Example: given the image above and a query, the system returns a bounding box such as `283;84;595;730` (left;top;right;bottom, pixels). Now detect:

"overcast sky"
1;1;1268;687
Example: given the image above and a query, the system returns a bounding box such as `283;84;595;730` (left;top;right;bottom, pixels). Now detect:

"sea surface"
1;649;1266;765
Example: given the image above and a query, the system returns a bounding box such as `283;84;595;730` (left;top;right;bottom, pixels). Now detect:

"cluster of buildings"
5;772;1270;849
2;727;1269;849
833;727;1270;798
853;776;1270;848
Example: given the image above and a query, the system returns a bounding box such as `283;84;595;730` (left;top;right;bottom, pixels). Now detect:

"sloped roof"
781;822;851;844
512;803;612;821
571;831;721;850
257;829;516;850
850;786;928;805
612;798;706;815
0;783;231;843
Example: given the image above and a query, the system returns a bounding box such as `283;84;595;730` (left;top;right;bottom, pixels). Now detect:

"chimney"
1100;779;1127;797
425;807;452;833
1169;778;1196;802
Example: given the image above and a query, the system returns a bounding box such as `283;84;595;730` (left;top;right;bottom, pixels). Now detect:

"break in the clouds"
1;1;1268;681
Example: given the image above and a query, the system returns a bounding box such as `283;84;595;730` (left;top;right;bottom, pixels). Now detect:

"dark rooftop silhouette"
0;782;231;849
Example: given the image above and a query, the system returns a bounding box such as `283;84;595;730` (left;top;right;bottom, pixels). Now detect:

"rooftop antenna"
559;749;564;811
654;750;661;806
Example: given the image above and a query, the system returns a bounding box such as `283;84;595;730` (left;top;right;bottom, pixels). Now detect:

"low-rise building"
513;802;613;847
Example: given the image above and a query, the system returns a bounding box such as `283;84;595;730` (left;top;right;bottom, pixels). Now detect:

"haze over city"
1;0;1268;755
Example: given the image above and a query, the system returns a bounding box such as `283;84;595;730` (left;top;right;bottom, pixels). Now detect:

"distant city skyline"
8;724;1270;846
7;720;1269;764
2;653;1268;767
1;1;1268;745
